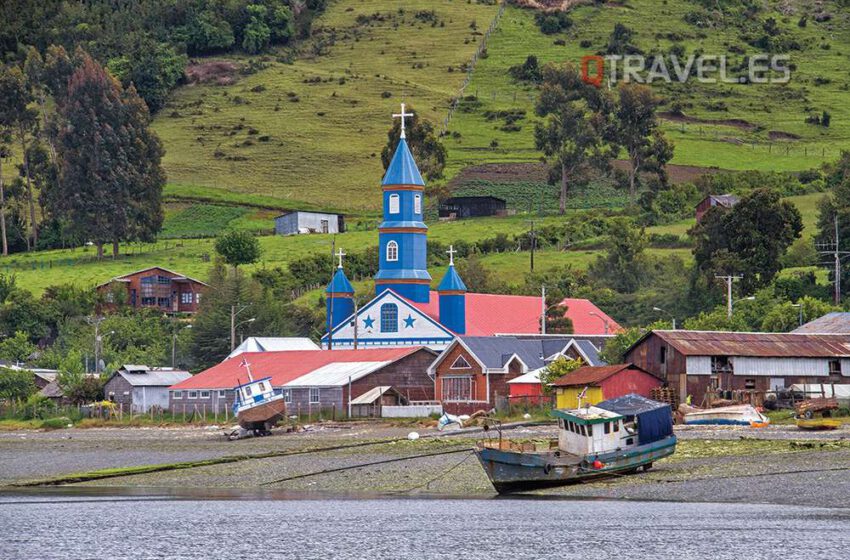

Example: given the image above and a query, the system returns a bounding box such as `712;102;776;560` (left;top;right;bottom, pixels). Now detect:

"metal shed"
274;211;344;235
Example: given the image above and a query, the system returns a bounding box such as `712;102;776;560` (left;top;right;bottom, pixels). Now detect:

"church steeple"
374;104;431;303
438;245;467;334
326;248;354;332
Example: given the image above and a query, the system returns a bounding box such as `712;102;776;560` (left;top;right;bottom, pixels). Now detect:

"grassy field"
152;0;502;212
444;1;850;178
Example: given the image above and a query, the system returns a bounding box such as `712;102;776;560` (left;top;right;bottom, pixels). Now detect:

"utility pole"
816;214;850;305
541;285;546;335
527;220;535;272
352;296;359;350
715;274;743;319
230;304;251;351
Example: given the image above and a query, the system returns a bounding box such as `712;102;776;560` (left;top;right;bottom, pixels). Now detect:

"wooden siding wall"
348;349;435;406
104;376;134;408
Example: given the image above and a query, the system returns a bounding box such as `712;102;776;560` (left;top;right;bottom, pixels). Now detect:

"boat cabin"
553;407;635;456
233;376;277;414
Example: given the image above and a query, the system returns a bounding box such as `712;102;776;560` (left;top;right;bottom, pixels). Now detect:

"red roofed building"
168;347;436;416
551;364;662;409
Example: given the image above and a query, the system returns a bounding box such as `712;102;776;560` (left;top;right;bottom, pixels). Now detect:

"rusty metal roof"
550;364;657;387
636;330;850;358
792;312;850;334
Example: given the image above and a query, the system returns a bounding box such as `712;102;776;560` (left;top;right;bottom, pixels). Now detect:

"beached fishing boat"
796;417;842;431
232;359;286;434
683;404;769;428
475;394;677;494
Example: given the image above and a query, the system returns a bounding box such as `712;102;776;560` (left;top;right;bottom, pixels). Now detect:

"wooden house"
695;194;739;223
624;330;850;405
169;347;436;417
104;365;191;412
438;196;507;219
96;267;207;314
550;364;662;409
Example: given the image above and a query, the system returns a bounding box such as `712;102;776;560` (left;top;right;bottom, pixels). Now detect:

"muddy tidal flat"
1;422;849;508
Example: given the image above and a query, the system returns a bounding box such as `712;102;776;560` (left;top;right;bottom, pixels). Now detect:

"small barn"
438;196;507;219
695;194;739;223
551;364;662;409
275;211;343;235
104;365;191;413
349;386;408;418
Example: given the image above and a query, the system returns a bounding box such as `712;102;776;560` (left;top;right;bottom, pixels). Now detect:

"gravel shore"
2;422;848;507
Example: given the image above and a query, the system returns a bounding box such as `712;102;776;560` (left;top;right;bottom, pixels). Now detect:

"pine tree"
55;51;164;258
0;65;34;256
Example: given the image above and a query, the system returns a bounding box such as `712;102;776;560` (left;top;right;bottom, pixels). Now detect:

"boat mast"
240;358;255;383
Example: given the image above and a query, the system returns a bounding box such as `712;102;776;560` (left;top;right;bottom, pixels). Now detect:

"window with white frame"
381;303;398;333
450;355;472;369
283;389;292;403
195;293;202;303
389;194;400;214
442;376;474;402
200;391;210;399
188;391;198;399
217;390;227;398
414;194;421;214
173;391;183;400
309;388;320;403
386;241;399;262
181;292;193;304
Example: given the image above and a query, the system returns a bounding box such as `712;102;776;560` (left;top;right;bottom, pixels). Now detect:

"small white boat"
232;359;286;434
684;404;769;428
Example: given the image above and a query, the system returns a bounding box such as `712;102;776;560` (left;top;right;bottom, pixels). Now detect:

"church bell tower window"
386;241;399;262
389;194;400;214
414;194;421;215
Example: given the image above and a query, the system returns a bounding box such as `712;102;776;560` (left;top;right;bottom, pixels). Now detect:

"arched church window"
380;303;398;333
414;194;421;215
386;241;398;262
389;194;400;214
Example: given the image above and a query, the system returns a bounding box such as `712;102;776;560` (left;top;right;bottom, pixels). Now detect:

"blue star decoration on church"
363;315;375;329
403;315;416;328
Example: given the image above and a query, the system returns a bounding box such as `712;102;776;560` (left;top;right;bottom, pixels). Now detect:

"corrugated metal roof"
227;337;320;359
283;361;389;388
551;364;656;387
350;386;394;405
118;369;192;386
793;312;850;334
646;330;850;358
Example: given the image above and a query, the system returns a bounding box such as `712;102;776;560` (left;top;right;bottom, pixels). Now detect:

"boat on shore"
683;404;769;428
475;394;676;494
795;397;841;431
796;417;842;431
232;360;286;434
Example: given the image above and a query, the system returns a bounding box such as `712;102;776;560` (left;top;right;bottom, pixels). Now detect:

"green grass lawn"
152;0;502;213
444;1;850;179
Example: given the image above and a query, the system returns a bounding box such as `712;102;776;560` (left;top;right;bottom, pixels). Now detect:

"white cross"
335;248;346;269
392;102;414;139
446;245;457;266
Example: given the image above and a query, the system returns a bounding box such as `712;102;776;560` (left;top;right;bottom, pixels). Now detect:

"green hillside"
153;0;503;212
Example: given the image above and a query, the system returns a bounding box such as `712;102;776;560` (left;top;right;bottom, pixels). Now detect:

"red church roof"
410;292;620;336
171;347;424;390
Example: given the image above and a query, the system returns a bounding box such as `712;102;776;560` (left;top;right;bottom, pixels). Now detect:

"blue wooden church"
321;106;618;349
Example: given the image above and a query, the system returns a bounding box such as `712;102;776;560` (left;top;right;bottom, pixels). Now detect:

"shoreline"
2;422;849;508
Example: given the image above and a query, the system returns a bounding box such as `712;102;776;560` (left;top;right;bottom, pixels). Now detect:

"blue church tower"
438;246;467;334
326;249;354;332
374;104;431;303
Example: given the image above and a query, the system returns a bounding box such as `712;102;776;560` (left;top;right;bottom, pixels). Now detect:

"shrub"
41;417;72;430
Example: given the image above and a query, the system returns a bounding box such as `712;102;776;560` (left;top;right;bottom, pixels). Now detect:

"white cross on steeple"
392;102;414;139
335;248;346;269
446;245;457;266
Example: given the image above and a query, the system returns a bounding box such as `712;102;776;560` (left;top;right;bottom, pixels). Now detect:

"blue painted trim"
684;419;753;426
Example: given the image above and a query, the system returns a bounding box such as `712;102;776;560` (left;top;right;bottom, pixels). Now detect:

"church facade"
321;107;619;350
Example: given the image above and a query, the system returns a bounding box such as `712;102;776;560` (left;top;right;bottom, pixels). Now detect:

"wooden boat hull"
237;398;287;431
475;436;677;494
684;405;769;428
796;418;842;431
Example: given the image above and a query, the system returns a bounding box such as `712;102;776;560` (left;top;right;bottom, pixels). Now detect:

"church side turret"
438;246;467;335
326;249;354;332
374;104;432;304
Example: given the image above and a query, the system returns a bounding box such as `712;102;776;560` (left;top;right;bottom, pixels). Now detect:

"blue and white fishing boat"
233;359;286;434
683;404;769;427
475;394;677;493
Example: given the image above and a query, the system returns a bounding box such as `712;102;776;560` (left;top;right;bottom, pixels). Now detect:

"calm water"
1;492;849;560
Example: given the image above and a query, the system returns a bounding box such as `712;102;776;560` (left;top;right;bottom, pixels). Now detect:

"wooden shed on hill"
275;211;344;235
695;194;739;223
439;196;507;219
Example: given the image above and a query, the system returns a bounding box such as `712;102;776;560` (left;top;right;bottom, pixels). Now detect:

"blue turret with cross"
325;248;354;332
438;245;467;334
374;103;431;303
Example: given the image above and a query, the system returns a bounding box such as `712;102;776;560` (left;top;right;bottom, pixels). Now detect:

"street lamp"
230;304;252;351
652;306;677;330
588;311;610;335
234;317;256;349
